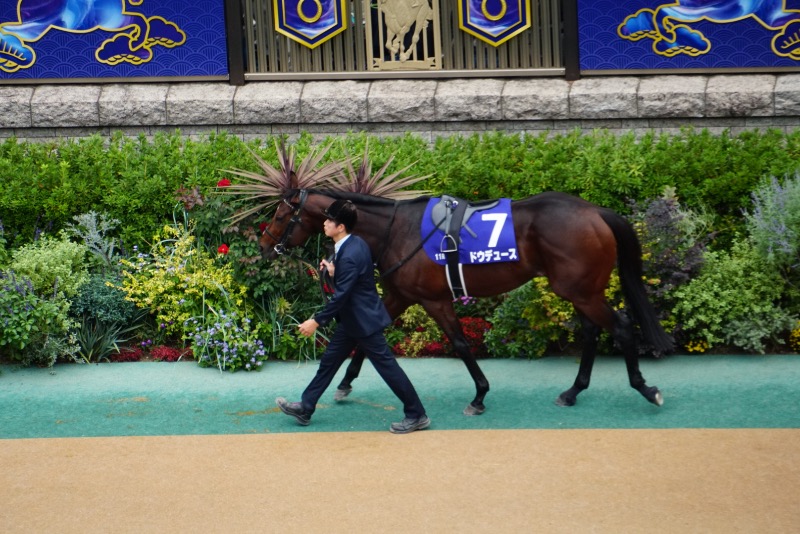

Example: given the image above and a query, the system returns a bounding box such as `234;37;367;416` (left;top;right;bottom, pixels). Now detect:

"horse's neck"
353;201;423;266
353;206;393;253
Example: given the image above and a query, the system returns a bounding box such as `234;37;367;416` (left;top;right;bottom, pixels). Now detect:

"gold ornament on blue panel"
273;0;348;49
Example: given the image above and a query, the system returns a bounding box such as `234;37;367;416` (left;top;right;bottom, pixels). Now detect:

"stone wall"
3;74;800;143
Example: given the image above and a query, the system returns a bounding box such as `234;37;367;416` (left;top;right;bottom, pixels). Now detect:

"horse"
0;0;186;72
618;0;800;59
259;188;673;415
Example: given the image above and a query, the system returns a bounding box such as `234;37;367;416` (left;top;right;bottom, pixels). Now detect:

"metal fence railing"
234;0;566;81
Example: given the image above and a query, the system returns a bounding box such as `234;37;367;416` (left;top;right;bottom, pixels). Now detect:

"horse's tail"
600;209;674;354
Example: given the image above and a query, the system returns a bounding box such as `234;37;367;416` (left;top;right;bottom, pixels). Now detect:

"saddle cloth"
421;197;518;266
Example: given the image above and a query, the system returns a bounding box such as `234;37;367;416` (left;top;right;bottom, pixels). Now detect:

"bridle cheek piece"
267;190;308;255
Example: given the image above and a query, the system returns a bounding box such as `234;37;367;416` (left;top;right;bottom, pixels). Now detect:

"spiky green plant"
219;139;345;223
331;141;430;200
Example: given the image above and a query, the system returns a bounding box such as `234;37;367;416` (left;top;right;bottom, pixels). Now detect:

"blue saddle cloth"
421;197;518;265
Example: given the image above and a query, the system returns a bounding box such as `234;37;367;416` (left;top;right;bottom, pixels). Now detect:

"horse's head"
258;189;333;259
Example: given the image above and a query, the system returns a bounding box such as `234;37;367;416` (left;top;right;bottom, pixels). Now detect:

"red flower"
259;222;268;233
323;283;334;294
216;178;231;187
217;244;229;255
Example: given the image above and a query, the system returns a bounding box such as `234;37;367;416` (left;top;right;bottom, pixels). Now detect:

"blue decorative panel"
580;0;800;70
273;0;347;49
0;0;228;80
458;0;531;47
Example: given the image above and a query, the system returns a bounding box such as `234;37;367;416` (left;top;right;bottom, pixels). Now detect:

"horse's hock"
3;74;800;142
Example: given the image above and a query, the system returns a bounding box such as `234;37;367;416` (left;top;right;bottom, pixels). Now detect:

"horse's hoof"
463;403;485;416
554;394;575;407
640;386;663;406
650;388;664;407
333;387;352;402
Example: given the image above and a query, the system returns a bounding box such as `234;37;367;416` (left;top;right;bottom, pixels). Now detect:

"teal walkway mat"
1;355;798;438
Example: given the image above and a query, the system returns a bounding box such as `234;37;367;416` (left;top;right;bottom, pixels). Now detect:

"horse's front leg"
422;299;490;415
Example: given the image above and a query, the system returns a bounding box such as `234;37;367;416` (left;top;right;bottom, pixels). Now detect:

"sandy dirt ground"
2;428;798;533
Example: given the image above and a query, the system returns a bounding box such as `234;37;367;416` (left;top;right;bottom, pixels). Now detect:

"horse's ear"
290;170;298;189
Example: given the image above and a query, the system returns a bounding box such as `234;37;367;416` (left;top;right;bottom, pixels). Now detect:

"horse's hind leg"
560;296;660;406
556;314;600;407
334;348;364;401
615;312;663;406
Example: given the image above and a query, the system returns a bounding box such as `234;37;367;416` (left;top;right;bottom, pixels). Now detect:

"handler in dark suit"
276;199;430;434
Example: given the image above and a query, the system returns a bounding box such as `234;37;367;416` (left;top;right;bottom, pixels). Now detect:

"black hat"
322;199;357;230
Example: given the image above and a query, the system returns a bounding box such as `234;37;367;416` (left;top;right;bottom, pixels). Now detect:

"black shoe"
389;415;431;434
276;397;311;426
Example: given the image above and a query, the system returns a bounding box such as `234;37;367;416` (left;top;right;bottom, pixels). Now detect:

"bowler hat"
322;199;357;229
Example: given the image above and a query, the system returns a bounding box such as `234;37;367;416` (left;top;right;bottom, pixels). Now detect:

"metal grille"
241;0;563;79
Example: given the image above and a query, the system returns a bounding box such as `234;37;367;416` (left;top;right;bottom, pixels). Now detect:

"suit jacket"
313;234;391;338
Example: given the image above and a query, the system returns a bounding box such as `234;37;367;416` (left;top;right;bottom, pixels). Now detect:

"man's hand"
298;318;320;337
320;258;335;278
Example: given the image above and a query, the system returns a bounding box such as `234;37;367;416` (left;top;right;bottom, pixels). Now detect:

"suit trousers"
300;327;426;419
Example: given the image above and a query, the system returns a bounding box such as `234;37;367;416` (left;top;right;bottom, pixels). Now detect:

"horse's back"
511;192;619;291
513;191;613;232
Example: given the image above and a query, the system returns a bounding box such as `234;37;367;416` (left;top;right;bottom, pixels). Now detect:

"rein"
377;211;445;280
372;201;398;269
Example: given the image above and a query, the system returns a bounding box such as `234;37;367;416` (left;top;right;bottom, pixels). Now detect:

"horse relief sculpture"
618;0;800;60
378;0;433;61
0;0;186;73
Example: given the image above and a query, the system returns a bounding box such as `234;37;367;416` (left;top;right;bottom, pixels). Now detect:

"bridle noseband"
264;189;308;255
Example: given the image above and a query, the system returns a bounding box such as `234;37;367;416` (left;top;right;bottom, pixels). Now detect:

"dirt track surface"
3;428;798;533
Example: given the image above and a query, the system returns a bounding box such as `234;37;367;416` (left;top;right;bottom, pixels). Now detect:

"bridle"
263;189;309;255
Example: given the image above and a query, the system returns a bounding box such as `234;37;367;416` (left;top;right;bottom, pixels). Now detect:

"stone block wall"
3;74;800;143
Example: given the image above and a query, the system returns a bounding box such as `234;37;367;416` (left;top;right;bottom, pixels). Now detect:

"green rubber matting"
1;355;798;438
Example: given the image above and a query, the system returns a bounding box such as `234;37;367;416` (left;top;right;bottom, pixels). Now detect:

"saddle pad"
421;197;518;265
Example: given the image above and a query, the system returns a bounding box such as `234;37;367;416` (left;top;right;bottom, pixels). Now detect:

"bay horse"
260;189;673;415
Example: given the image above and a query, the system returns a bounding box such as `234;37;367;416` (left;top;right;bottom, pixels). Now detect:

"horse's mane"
305;188;432;206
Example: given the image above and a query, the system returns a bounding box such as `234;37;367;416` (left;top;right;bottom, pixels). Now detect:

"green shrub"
71;274;138;325
10;235;89;298
745;173;800;313
391;305;445;357
672;240;795;352
0;270;77;366
628;188;714;344
485;278;581;359
114;223;250;337
63;211;122;274
0;220;9;267
70;274;143;363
